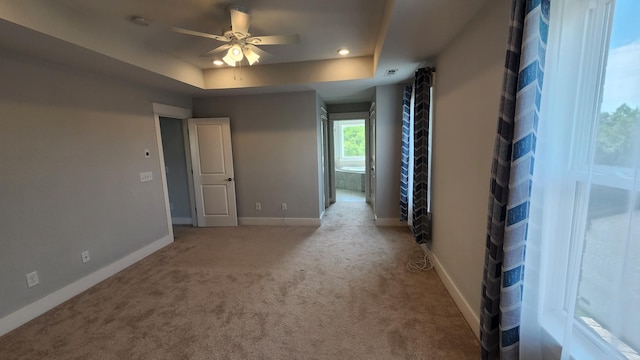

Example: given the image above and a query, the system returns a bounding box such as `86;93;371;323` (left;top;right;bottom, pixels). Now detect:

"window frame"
336;120;366;161
538;0;637;358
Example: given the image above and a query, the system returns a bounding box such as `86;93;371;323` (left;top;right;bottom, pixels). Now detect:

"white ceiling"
0;0;489;103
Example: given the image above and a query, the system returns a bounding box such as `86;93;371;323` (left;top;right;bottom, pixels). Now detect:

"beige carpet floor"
0;201;479;359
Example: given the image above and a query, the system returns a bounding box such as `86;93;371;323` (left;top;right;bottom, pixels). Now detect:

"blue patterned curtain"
400;85;412;222
480;0;549;359
412;68;434;244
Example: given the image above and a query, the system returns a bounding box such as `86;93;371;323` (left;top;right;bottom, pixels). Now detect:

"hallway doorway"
333;119;366;203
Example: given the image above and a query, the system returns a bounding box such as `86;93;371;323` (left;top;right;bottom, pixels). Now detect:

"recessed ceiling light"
129;16;150;27
212;59;224;66
338;49;350;56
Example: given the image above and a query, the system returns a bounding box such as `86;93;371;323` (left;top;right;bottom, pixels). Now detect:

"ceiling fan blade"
170;27;230;42
201;44;233;57
245;44;272;58
247;34;300;45
229;9;250;37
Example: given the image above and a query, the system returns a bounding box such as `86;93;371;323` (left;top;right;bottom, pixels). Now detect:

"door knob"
225;178;233;181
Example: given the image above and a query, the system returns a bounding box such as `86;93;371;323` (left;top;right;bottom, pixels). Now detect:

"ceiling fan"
171;6;300;67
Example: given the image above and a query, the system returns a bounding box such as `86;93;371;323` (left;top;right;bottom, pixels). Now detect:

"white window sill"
541;310;638;360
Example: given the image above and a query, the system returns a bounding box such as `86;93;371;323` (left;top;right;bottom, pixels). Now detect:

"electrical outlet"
255;202;261;211
139;171;153;182
81;250;90;263
282;203;287;211
26;271;39;288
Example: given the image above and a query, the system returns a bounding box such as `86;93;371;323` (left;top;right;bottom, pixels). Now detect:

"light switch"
140;171;153;182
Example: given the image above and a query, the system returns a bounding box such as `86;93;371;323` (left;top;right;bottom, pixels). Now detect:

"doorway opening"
334;119;366;202
159;116;193;225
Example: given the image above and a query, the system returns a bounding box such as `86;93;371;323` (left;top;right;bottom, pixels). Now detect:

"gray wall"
430;0;510;323
0;52;190;318
193;91;321;219
159;117;191;220
374;84;404;219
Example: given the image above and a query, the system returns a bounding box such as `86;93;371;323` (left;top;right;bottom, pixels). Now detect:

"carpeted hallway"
0;201;479;359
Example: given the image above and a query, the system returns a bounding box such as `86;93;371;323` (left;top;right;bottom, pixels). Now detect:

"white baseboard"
0;234;173;337
171;217;192;225
375;218;406;226
420;245;480;340
238;217;321;226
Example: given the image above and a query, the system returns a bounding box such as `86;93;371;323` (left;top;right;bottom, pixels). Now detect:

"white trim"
152;103;192;119
425;247;480;340
171;217;192;225
375;218;406;226
238;217;321;226
0;234;173;337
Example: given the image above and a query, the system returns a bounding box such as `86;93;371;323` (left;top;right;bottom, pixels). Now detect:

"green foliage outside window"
343;125;365;157
596;104;640;166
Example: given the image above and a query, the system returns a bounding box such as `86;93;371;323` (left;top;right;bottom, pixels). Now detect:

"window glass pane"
575;185;639;355
342;124;365;157
595;0;640;167
595;105;640;167
573;1;640;357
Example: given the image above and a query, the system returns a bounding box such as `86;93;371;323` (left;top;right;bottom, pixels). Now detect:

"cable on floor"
407;253;434;272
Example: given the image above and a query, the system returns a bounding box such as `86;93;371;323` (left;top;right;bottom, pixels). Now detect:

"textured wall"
374;84;404;220
193;91;321;219
0;52;190;318
430;0;511;325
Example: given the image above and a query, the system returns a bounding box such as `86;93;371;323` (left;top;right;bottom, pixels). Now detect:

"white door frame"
152;103;194;232
328;111;371;204
368;102;376;215
320;107;330;208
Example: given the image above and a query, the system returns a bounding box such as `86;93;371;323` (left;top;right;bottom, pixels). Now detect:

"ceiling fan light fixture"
222;52;236;67
212;59;224;66
338;48;350;56
243;47;260;65
229;44;244;61
170;7;298;69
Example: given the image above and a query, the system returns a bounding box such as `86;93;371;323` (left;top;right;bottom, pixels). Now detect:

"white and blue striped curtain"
400;68;434;244
400;85;412;222
480;0;550;359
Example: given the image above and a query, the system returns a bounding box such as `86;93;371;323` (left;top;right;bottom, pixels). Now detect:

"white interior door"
188;118;237;227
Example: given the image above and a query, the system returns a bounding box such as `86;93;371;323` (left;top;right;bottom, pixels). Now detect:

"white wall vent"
384;69;398;76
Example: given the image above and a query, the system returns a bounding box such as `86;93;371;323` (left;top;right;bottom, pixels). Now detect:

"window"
342;123;365;157
539;0;640;358
333;119;366;172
